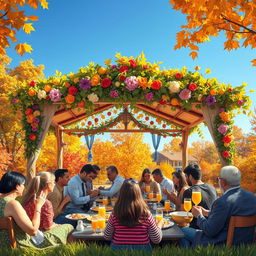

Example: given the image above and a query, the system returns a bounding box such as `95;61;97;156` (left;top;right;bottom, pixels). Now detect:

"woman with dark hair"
164;171;189;210
22;172;73;244
0;171;53;248
139;169;160;197
104;179;163;252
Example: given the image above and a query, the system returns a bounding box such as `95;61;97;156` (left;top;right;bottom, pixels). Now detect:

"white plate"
65;213;89;220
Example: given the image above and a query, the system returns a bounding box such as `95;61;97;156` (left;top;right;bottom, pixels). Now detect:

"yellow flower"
115;81;121;87
104;58;112;66
89;62;95;67
205;68;211;74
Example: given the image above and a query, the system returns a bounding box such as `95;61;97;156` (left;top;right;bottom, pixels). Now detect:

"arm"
4;198;44;236
67;183;90;205
148;215;162;244
104;213;114;240
40;200;55;231
100;178;123;197
196;198;229;237
47;192;62;218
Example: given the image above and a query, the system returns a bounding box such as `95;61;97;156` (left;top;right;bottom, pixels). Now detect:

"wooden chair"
0;217;16;248
226;215;256;246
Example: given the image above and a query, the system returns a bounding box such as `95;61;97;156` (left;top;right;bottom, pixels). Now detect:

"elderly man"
181;165;256;247
99;166;124;198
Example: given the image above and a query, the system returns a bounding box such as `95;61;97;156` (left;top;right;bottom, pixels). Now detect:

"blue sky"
6;0;256;150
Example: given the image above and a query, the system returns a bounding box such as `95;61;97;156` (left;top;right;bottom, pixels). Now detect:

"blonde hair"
22;172;54;205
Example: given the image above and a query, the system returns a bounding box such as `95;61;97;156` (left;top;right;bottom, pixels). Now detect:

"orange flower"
27;114;34;123
170;98;180;106
64;82;70;88
98;67;107;74
44;84;52;92
219;89;225;95
138;76;148;89
73;77;79;83
151;80;162;90
219;112;231;122
210;89;216;96
28;88;36;97
53;79;60;85
65;94;75;104
91;74;101;86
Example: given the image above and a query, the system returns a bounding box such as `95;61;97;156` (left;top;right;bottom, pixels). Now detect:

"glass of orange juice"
98;204;106;217
192;189;202;206
98;217;106;233
145;185;150;193
164;200;171;214
156;193;162;206
148;192;154;201
155;208;163;222
184;198;192;218
91;217;99;234
103;196;109;206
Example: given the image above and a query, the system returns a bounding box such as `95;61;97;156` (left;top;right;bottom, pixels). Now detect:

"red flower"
25;108;33;115
102;78;112;88
175;73;183;79
163;135;167;138
228;88;233;92
94;118;99;122
77;101;85;108
68;86;78;95
129;59;137;69
162;124;166;128
119;75;126;81
150;121;154;125
188;82;197;91
29;134;36;141
30;81;36;87
88;121;92;125
222;150;230;158
143;65;149;69
107;112;111;116
119;65;129;72
222;135;232;144
159;99;167;105
151;80;162;90
145;117;149;121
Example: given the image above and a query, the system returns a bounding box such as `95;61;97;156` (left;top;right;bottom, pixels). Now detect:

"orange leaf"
251;59;256;66
28;15;39;21
189;51;198;60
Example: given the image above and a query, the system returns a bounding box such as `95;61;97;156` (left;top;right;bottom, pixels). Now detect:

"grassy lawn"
0;243;256;256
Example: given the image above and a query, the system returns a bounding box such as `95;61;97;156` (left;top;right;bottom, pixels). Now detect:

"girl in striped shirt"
104;178;163;252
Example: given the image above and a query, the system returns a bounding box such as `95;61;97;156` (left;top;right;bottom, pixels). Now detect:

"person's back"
195;187;256;246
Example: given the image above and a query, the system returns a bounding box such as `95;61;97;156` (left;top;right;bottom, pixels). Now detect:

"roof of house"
157;151;198;162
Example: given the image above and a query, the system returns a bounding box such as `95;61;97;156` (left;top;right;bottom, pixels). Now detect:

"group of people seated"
0;163;255;251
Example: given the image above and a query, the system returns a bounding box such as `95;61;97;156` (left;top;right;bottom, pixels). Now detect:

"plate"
145;198;158;202
162;219;174;230
65;213;89;220
91;206;113;212
85;213;111;222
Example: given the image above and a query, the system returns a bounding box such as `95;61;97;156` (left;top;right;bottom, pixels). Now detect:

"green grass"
0;243;256;256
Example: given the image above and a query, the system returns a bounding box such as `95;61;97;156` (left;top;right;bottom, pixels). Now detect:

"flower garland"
10;53;252;163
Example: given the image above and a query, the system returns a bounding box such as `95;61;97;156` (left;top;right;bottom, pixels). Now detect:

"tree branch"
221;14;256;34
0;11;8;19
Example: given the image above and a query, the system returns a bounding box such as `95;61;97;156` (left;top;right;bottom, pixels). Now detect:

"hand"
162;188;169;195
90;189;99;198
196;206;209;217
62;195;71;205
169;191;177;202
191;206;202;217
35;191;46;209
98;186;105;190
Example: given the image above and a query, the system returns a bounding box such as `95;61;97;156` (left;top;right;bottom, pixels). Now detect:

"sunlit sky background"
6;0;256;151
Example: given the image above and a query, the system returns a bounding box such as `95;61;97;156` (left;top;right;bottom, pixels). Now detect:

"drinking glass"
91;217;99;234
184;198;192;219
164;200;171;215
145;185;150;193
102;196;109;206
192;189;202;206
155;208;163;222
148;192;154;201
98;217;106;234
156;193;162;207
98;204;106;217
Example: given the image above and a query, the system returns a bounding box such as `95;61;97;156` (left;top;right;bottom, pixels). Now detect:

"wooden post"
56;127;64;168
182;129;189;170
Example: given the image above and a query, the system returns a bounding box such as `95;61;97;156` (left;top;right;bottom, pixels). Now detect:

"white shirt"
160;177;174;201
100;175;125;198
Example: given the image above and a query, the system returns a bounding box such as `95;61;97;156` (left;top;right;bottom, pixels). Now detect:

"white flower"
169;81;180;93
87;93;99;103
37;90;47;100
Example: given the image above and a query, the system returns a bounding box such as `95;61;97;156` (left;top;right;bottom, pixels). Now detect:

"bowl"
170;211;193;227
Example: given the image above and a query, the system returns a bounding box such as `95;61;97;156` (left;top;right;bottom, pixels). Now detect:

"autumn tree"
0;0;48;55
0;147;12;176
163;138;182;152
233;125;251;158
149;161;175;180
0;55;44;169
170;0;256;65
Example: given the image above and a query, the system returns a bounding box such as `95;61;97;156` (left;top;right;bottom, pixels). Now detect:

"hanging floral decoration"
9;53;252;163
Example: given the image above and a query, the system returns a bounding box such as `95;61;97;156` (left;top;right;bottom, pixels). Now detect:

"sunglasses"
124;178;138;184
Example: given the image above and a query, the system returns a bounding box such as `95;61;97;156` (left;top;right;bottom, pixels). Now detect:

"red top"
104;212;162;244
24;199;54;231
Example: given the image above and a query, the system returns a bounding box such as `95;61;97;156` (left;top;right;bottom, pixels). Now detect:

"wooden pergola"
51;101;204;170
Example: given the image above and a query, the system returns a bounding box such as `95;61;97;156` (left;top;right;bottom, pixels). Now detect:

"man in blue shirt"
99;165;124;198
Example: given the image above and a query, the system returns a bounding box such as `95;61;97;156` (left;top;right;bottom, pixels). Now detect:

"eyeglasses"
124;178;138;184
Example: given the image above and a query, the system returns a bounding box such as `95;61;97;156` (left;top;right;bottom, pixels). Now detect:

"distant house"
155;151;198;171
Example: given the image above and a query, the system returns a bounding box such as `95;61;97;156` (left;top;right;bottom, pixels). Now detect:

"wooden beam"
182;129;189;170
135;104;188;127
63;129;183;133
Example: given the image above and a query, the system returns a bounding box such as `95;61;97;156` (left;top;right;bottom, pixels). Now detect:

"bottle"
76;220;84;232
